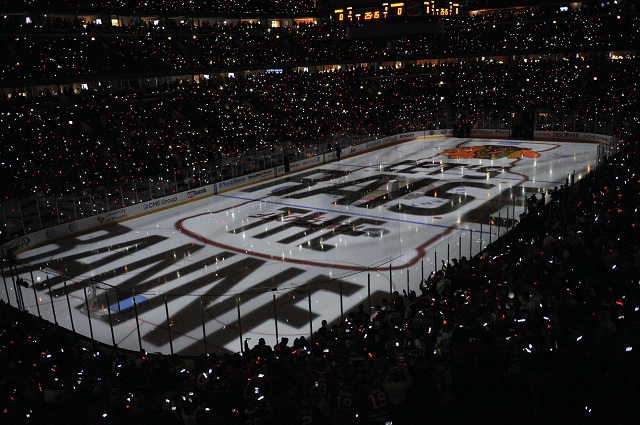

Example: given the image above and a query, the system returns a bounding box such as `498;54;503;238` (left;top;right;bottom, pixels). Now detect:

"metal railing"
1;215;522;355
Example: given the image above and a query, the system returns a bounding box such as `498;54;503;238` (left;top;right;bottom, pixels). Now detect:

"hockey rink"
5;135;601;355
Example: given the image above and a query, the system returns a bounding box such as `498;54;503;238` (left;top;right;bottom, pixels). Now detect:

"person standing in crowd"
331;371;359;425
383;367;413;422
353;304;370;327
318;319;329;340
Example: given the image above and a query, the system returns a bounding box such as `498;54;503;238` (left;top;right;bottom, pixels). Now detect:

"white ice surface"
8;136;599;355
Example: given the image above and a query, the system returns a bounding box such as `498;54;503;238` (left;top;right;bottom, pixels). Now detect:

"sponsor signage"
366;139;384;149
216;169;274;193
218;176;248;190
246;169;274;181
1;236;30;256
97;208;129;223
187;188;208;198
470;129;511;138
142;197;178;211
1;214;104;254
535;131;613;144
551;131;580;139
285;156;322;174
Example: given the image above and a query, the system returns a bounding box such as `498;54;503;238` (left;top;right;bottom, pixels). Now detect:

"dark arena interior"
1;0;640;424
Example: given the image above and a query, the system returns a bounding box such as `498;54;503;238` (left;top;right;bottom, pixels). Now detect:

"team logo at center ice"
440;145;540;160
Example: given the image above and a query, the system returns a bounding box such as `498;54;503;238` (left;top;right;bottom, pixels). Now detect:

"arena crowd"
0;1;637;203
1;58;638;202
1;124;639;424
0;4;637;79
1;0;640;424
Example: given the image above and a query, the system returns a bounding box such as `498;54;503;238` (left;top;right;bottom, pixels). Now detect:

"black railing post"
308;286;313;337
339;280;344;322
164;296;173;356
272;289;279;344
47;273;58;325
237;297;243;354
83;286;94;341
406;268;410;294
367;274;371;314
29;269;41;318
0;263;10;307
104;290;117;348
63;280;75;332
201;296;208;355
133;296;142;352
